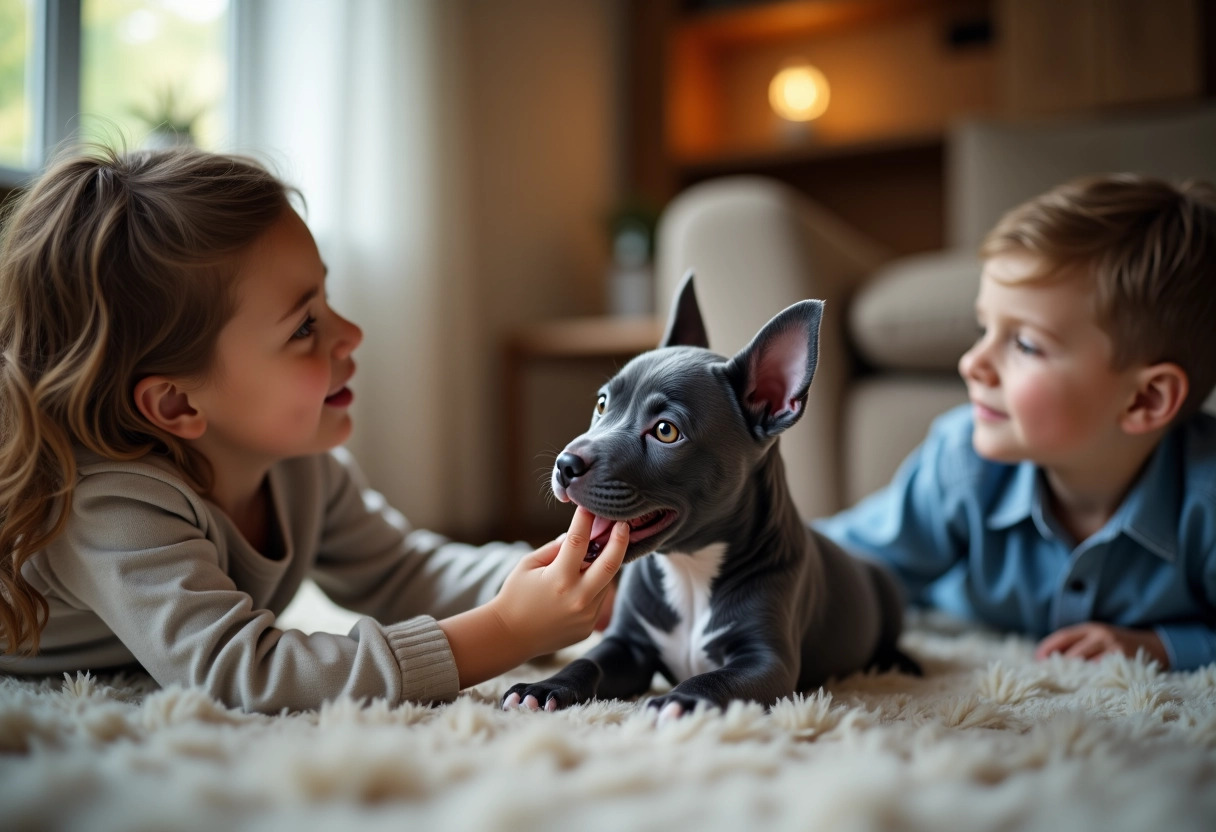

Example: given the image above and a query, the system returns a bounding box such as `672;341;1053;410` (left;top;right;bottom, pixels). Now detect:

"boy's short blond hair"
981;173;1216;419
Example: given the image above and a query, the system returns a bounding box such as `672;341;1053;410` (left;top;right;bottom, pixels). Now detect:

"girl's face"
189;207;362;466
958;253;1143;469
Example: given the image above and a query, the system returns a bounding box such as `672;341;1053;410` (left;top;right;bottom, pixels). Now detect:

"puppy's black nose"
555;452;589;488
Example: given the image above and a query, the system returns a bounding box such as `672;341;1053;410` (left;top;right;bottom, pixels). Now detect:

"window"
0;0;33;171
80;0;229;150
0;0;231;186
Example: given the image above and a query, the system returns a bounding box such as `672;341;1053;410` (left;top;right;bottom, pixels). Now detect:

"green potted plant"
129;85;205;149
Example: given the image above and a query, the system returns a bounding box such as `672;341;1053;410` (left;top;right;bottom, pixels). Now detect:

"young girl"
0;146;629;713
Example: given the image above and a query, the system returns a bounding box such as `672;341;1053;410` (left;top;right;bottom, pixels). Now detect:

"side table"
502;315;662;542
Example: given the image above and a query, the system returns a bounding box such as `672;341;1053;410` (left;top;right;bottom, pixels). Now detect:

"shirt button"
1067;579;1087;593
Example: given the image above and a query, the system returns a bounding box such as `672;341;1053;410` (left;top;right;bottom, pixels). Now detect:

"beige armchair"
656;105;1216;522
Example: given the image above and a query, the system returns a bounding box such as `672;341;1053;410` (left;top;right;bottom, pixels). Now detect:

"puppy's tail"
869;642;922;676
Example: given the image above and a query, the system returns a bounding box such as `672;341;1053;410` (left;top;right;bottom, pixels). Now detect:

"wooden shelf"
506;316;663;360
664;0;996;167
676;0;958;46
635;0;996;255
674;128;944;174
625;0;1211;257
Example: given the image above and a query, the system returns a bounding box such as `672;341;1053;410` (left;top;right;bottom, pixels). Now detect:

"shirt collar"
1115;431;1179;562
986;461;1038;531
984;433;1179;561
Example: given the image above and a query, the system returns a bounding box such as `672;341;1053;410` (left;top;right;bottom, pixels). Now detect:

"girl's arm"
308;449;529;623
30;465;458;713
307;450;630;688
439;510;629;689
27;457;623;712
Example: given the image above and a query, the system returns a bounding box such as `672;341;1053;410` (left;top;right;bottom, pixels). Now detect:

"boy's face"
958;253;1144;468
189;207;364;466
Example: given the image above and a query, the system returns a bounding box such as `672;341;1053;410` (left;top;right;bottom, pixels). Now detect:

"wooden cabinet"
1000;0;1203;117
664;0;998;165
626;0;1001;255
624;0;1211;256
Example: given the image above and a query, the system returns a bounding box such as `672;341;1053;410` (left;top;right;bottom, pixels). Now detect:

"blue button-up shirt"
813;405;1216;670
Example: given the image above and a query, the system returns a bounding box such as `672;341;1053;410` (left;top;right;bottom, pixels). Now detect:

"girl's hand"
1034;622;1170;668
489;506;629;657
593;578;618;632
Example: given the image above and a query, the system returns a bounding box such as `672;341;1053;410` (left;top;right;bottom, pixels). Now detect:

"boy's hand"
490;506;628;658
1035;622;1170;668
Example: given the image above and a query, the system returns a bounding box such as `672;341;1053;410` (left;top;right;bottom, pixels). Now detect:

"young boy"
814;174;1216;671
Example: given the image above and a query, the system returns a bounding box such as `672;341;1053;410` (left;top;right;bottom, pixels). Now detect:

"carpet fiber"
3;589;1215;831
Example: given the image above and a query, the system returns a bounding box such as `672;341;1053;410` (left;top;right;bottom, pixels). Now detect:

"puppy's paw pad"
645;693;709;725
657;701;684;723
501;680;587;712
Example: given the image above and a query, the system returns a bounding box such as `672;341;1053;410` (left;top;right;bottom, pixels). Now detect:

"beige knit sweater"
0;448;525;713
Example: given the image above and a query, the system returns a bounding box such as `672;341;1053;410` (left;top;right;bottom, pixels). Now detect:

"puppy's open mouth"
583;508;677;560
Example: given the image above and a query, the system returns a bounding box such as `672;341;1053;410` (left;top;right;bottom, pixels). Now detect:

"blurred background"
2;0;1214;546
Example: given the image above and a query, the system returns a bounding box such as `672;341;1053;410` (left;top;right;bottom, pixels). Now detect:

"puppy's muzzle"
554;452;589;488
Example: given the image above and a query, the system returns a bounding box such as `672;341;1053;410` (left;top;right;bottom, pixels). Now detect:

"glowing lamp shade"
768;62;830;122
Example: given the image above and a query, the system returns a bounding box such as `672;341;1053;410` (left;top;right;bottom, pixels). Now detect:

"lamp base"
776;118;818;146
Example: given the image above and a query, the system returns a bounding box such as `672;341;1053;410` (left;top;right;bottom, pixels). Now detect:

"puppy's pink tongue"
589;514;614;542
583;513;615;562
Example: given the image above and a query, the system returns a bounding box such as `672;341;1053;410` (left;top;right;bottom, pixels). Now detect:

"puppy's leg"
862;559;922;677
646;638;798;718
502;634;659;711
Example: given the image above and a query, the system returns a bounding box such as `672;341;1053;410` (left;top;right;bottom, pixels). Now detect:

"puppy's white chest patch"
639;543;730;682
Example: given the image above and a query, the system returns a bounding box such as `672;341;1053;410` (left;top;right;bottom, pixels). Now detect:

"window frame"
0;0;80;187
0;0;239;189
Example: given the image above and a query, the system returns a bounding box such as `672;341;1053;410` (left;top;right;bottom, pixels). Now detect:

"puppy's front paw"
644;692;713;723
501;680;588;712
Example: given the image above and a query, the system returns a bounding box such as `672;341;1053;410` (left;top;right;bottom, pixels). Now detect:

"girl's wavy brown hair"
982;173;1216;419
0;145;292;655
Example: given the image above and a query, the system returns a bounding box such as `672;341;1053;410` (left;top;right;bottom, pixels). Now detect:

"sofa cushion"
849;249;980;371
842;374;968;504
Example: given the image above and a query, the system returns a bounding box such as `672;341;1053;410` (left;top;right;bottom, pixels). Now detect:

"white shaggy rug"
3;583;1215;832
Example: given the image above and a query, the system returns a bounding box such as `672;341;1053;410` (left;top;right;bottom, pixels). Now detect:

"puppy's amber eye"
653;421;680;443
595;394;607;416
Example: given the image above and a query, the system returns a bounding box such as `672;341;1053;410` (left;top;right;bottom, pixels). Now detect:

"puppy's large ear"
725;299;823;439
660;269;709;349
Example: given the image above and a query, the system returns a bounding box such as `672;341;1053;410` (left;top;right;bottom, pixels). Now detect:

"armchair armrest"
655;176;891;519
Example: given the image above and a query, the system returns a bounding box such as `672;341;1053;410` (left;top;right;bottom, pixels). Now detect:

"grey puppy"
503;273;917;719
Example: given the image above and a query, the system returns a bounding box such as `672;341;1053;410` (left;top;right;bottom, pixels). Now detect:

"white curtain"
231;0;481;531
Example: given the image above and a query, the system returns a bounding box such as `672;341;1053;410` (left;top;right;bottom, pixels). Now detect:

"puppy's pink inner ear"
748;328;808;417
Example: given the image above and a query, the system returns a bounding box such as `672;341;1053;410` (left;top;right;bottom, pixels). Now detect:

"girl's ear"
1122;362;1188;434
134;377;207;440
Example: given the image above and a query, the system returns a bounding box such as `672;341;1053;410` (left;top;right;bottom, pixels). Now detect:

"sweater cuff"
384;616;460;705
